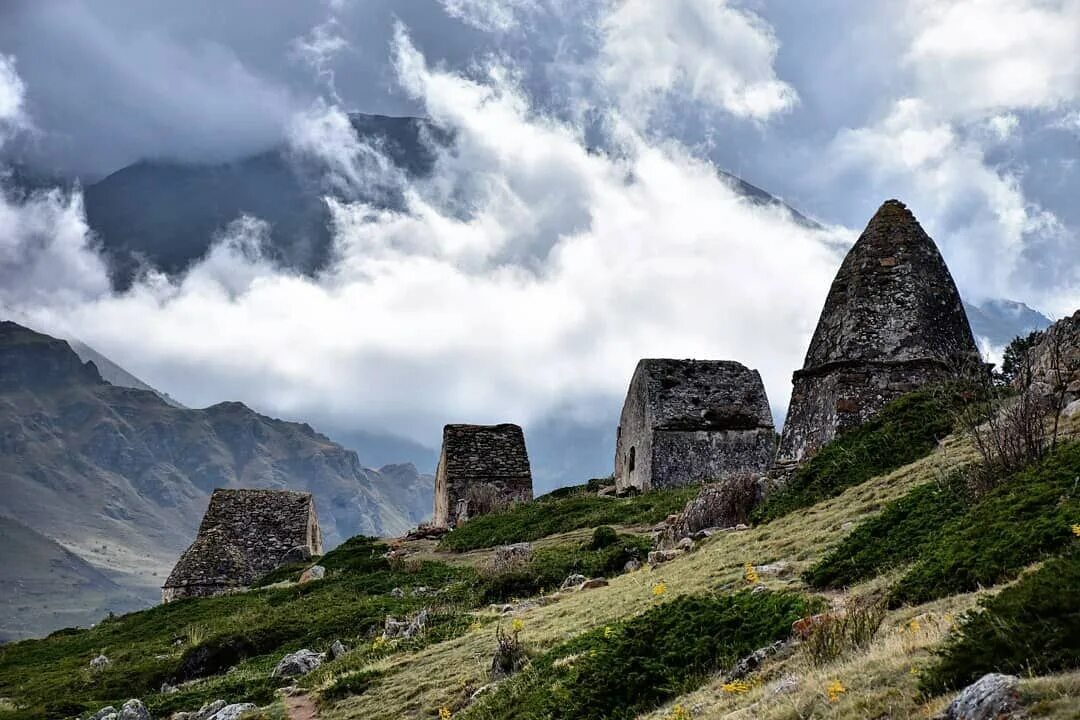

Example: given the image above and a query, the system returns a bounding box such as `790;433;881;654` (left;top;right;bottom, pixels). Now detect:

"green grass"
804;473;972;589
476;531;652;603
462;591;819;720
922;546;1080;694
889;441;1080;607
0;538;478;720
437;486;698;552
753;389;956;522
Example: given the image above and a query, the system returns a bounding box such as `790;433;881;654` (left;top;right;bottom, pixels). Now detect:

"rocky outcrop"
1024;310;1080;408
272;650;325;678
937;673;1024;720
615;359;776;494
659;473;763;547
777;200;980;464
433;424;533;527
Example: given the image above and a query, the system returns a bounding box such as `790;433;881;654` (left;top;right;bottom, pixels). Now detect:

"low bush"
801;597;887;667
477;534;651;603
889;441;1080;607
753;388;956;523
438;486;698;552
804;473;972;589
463;591;818;720
921;547;1080;694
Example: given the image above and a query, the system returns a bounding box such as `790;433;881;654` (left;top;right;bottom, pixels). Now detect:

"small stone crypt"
432;423;534;527
162;488;322;602
614;359;776;494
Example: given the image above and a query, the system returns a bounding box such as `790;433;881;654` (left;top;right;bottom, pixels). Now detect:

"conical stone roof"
776;200;980;463
803;199;978;369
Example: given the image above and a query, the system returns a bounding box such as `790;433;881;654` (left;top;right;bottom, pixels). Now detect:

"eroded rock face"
271;649;324;678
432;424;533;527
778;200;980;464
938;673;1023;720
615;359;776;494
660;474;763;547
1024;310;1080;407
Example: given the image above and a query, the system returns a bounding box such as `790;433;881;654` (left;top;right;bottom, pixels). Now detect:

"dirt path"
284;694;318;720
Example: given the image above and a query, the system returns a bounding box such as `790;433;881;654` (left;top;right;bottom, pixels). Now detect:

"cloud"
599;0;798;123
904;0;1080;119
2;27;845;451
0;55;29;140
439;0;539;32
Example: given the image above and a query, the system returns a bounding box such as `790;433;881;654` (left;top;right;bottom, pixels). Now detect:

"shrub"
753;388;956;522
889;441;1080;607
804;472;972;589
438;486;698;552
921;547;1080;694
801;597;887;667
589;526;619;550
463;591;818;720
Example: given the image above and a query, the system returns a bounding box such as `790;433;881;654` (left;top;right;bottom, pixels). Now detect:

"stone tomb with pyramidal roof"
162;488;322;603
776;199;981;465
432;423;533;528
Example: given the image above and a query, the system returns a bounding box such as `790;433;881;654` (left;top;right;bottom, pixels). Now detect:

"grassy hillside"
2;403;1078;720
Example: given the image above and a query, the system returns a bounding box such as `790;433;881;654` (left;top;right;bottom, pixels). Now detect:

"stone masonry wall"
433;424;533;527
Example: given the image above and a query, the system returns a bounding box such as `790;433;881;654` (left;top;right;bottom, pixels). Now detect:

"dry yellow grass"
321;417;1080;719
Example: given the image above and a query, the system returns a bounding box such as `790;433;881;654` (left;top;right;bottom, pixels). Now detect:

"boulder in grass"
937;674;1023;720
118;700;150;720
207;704;257;720
298;565;325;584
271;649;324;678
560;574;587;590
90;654;110;671
87;707;116;720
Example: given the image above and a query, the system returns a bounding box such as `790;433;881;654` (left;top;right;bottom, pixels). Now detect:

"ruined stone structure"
162;489;322;602
432;424;533;527
614;359;776;494
776;200;980;464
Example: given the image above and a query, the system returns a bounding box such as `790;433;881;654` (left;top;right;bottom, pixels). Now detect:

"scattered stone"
623;559;642;572
329;640;347;660
390;587;404;598
750;584;769;595
194;701;227;720
647;549;683;565
298;565;325;584
207;704;256;720
271;649;325;678
754;561;791;577
770;675;800;696
404;524;450;541
489;603;514;614
159;683;178;694
413;586;432;597
88;706;116;720
90;654;110;671
491;543;534;573
560;573;587;590
674;537;694;552
579;578;609;590
471;684;496;700
383;609;429;640
119;699;150;720
937;673;1023;720
729;640;786;680
690;528;717;541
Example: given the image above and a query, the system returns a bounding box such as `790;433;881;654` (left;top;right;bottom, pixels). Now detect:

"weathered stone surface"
88;706;117;720
383;609;429;640
729;640;786;680
119;700;150;720
1024;310;1080;408
207;704;256;720
777;200;980;463
560;573;588;590
579;577;608;589
90;654;110;671
271;649;324;678
329;640;347;660
298;565;325;584
937;673;1023;720
163;489;322;603
647;549;683;565
433;424;533;527
615;359;776;494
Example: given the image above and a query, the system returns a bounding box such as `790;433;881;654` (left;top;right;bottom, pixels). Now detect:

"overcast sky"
0;0;1078;473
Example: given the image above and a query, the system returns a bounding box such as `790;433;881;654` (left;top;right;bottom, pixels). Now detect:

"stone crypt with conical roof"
777;200;980;464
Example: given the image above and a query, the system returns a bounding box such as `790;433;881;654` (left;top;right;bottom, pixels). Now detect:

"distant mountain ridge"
0;320;432;639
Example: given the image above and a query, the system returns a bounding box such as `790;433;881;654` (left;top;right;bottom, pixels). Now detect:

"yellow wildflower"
826;680;846;702
603;625;616;639
744;563;760;585
721;680;750;694
371;635;388;651
1072;523;1080;537
908;618;921;632
667;704;692;720
652;581;667;597
511;618;525;633
438;708;452;720
469;621;483;632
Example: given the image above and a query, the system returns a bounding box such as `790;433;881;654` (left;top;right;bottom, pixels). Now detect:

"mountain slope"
964;298;1052;348
0;320;431;638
